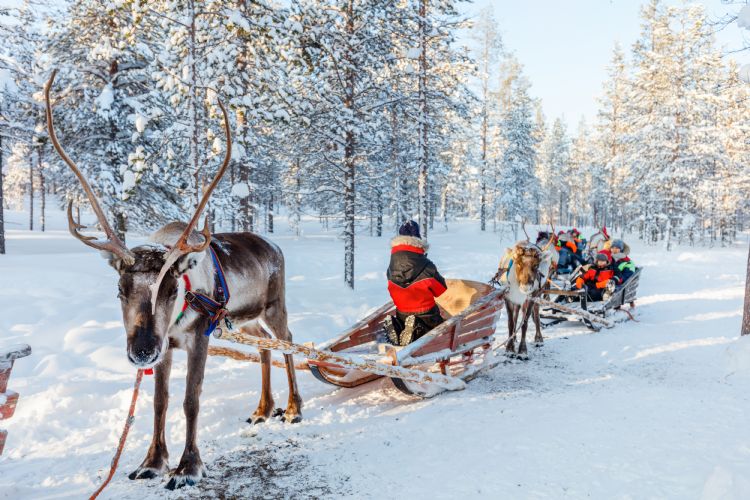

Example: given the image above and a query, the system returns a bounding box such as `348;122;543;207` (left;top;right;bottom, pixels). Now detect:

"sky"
461;0;750;128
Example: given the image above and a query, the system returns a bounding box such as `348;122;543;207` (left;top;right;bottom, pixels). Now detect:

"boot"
383;316;400;346
400;315;417;346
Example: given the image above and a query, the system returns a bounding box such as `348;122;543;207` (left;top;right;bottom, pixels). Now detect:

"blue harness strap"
184;244;232;336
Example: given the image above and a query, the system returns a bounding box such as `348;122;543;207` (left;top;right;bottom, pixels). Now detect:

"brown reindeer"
45;70;302;490
496;223;555;358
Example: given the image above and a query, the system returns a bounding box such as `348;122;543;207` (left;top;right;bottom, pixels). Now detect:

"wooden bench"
0;344;32;456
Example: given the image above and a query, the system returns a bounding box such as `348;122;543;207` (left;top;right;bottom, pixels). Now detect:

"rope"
89;369;144;500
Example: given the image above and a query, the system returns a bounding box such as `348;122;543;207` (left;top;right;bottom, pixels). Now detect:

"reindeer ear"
171;250;206;277
107;252;128;274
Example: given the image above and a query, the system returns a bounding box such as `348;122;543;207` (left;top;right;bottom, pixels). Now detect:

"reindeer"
45;70;302;490
493;222;555;358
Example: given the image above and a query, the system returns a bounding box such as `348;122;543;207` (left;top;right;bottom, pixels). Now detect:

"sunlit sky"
461;0;750;128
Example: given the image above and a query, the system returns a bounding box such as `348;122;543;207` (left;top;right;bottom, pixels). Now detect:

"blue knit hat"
398;220;421;239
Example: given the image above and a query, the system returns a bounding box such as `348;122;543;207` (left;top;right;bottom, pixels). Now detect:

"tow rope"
89;369;144;500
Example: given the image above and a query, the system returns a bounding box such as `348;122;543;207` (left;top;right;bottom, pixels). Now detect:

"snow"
134;114;148;133
406;47;421;59
95;84;114;113
739;64;750;85
0;68;17;92
122;171;137;191
0;206;748;498
737;5;750;30
230;183;250;198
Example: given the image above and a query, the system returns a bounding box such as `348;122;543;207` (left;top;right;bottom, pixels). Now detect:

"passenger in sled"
608;239;636;284
383;220;447;346
575;250;617;302
556;231;585;274
570;228;588;260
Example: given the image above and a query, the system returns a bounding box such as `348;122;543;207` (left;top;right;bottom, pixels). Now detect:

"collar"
179;243;232;336
390;235;429;251
392;244;425;255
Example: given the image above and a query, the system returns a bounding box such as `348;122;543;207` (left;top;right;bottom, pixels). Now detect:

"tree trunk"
0;128;5;254
38;147;45;232
267;194;273;234
417;0;429;237
742;241;750;336
343;0;356;289
28;153;34;231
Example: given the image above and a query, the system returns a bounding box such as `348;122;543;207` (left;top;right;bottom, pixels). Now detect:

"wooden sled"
538;268;642;331
213;279;508;398
305;279;507;397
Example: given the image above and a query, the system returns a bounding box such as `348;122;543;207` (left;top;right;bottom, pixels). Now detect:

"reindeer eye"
117;285;126;300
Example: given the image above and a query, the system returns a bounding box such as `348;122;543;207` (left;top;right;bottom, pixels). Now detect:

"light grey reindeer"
45;70;302;490
493;222;556;358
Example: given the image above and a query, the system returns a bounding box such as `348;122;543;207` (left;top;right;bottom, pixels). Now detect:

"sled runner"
538;268;642;331
214;280;508;398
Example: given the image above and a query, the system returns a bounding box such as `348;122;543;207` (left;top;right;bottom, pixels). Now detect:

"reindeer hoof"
129;466;166;480
272;407;285;418
284;412;302;424
534;341;544;348
247;406;276;425
165;465;206;490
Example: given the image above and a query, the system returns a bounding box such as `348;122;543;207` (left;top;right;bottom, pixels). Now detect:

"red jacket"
387;236;447;314
576;266;615;290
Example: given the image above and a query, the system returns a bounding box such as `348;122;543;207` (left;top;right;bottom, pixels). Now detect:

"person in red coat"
384;220;447;345
575;250;616;301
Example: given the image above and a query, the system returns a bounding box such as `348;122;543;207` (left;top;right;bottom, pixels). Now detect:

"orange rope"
90;369;144;500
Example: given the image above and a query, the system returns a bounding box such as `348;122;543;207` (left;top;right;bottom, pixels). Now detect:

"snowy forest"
0;0;749;288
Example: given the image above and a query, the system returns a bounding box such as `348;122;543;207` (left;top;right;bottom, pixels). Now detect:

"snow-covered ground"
1;207;749;499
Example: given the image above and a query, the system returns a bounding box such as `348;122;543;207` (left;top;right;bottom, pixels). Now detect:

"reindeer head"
45;69;231;368
512;220;554;295
511;243;544;295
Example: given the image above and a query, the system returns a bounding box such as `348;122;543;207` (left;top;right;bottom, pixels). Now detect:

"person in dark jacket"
384;220;447;346
609;239;635;285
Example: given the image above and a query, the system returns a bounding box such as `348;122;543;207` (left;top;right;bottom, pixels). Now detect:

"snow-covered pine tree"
495;59;539;239
536;117;569;225
0;2;51;233
290;0;402;288
48;0;175;240
594;43;630;230
470;5;502;232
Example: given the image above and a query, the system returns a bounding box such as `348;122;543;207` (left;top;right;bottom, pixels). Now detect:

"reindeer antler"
150;98;232;313
45;69;135;266
521;219;530;241
541;220;556;252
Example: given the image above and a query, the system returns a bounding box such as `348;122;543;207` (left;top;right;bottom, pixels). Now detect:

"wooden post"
742;242;750;336
0;344;32;456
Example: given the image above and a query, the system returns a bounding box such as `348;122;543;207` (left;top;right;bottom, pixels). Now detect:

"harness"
178;244;232;337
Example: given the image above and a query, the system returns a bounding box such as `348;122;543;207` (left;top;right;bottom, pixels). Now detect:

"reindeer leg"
505;300;516;354
518;302;534;359
166;336;208;490
261;302;303;424
130;347;172;480
247;348;275;424
283;352;303;424
533;302;544;346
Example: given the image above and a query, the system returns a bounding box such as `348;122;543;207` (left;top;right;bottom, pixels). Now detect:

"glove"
595;280;608;289
575;277;584;289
